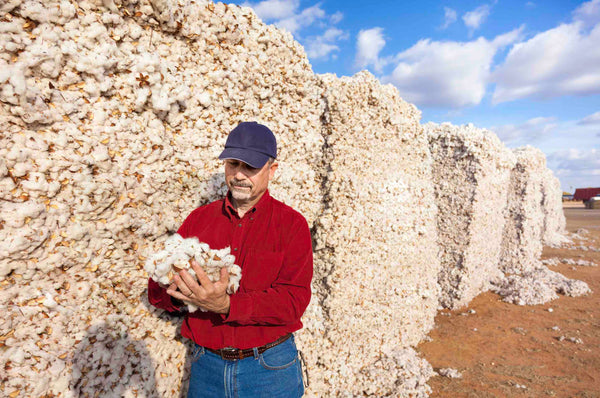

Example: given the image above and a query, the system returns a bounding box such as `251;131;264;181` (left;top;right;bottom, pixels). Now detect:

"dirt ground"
418;202;600;397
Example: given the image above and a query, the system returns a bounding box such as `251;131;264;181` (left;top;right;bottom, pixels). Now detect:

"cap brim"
218;148;271;168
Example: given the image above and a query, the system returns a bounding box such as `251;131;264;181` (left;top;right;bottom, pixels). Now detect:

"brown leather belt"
206;333;292;360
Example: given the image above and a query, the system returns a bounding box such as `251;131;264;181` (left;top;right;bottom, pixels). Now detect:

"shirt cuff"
224;294;252;323
148;279;184;313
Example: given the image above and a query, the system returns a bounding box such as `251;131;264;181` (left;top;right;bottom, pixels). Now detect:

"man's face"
224;159;278;205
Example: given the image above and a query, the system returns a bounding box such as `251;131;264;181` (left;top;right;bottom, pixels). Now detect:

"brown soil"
418;202;600;398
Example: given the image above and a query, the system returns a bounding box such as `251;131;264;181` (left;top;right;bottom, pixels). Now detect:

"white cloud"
242;0;346;62
462;5;491;33
491;28;524;48
276;4;326;34
573;0;600;27
306;42;339;59
305;28;349;60
242;1;341;37
380;28;522;108
243;0;299;20
490;116;557;145
330;11;343;24
492;16;600;103
355;28;387;73
578;111;600;125
322;27;347;42
441;7;457;29
547;148;600;190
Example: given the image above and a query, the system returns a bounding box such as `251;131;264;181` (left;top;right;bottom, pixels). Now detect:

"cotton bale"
0;0;324;396
540;168;568;246
425;122;515;309
491;147;590;305
499;146;547;275
295;71;440;396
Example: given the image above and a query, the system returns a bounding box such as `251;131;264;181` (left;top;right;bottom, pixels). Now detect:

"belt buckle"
220;347;239;359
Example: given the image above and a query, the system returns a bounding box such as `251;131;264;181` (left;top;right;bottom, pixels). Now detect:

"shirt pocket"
241;248;284;291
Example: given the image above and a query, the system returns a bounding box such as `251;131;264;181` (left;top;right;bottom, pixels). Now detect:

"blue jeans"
187;335;304;398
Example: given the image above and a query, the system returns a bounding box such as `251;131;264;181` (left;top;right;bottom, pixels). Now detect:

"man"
148;121;313;397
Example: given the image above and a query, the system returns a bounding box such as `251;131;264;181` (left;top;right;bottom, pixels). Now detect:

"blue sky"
227;0;600;192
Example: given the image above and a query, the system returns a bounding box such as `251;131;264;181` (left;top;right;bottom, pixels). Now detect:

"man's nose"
234;167;248;179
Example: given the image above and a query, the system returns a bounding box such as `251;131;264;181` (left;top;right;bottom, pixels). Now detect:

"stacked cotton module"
0;1;324;396
492;147;590;304
297;71;440;396
541;169;568;247
498;147;547;275
425;123;515;309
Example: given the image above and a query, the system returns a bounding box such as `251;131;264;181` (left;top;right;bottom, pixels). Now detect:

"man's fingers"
191;263;214;288
166;285;190;302
177;270;200;294
219;267;230;284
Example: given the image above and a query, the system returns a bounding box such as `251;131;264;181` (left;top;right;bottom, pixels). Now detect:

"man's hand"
166;260;231;314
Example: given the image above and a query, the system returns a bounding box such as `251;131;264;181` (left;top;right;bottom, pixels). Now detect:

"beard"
229;180;252;201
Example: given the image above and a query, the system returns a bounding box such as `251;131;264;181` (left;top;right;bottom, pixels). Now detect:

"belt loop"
252;347;259;359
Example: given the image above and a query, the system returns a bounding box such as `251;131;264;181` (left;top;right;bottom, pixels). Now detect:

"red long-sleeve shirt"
147;190;313;350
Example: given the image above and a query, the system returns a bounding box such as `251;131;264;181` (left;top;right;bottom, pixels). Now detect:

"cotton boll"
12;162;31;177
91;145;110;162
153;256;172;277
228;264;242;277
193;253;208;266
170;253;190;272
180;239;199;257
9;347;26;364
135;87;150;110
198;92;212;107
9;65;27;95
186;237;203;252
215;247;231;258
227;265;242;294
43;292;58;309
163;234;184;251
144;258;157;274
75;282;91;299
146;235;242;300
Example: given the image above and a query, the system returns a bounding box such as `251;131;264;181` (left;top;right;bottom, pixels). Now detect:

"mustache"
231;180;252;188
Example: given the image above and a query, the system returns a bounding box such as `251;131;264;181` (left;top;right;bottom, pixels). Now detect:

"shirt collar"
223;189;272;219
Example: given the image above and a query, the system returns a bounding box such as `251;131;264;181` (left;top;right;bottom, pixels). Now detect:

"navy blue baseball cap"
218;122;277;168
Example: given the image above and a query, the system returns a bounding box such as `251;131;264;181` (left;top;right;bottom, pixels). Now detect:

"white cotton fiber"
145;234;242;312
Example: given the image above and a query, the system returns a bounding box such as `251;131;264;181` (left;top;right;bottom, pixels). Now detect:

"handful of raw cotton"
145;234;242;312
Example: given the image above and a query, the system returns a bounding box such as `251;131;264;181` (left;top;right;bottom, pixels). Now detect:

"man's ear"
268;162;278;181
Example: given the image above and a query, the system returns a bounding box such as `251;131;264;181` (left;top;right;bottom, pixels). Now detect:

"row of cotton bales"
0;0;437;396
0;0;584;397
425;123;587;310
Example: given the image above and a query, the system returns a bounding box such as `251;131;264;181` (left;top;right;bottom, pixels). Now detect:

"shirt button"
233;248;238;251
238;223;242;227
